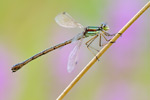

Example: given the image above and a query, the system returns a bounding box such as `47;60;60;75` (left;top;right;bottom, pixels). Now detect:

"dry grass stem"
56;1;150;100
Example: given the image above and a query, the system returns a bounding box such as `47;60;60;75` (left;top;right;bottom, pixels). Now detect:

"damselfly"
11;12;115;73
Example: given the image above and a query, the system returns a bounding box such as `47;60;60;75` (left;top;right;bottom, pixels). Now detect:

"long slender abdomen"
11;38;73;72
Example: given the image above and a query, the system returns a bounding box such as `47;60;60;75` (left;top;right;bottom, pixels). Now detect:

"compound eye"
101;23;106;27
103;25;106;27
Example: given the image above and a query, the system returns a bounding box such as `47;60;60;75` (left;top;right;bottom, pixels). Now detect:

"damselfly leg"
85;31;115;59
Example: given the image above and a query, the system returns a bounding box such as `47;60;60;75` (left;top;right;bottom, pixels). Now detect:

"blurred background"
0;0;150;100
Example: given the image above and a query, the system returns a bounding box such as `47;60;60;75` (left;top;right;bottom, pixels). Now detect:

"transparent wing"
72;32;84;43
55;12;84;28
67;39;82;73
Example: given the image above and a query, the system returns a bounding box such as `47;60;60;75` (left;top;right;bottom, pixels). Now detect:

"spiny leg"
106;32;124;43
103;31;116;36
85;35;98;47
101;32;115;44
104;32;122;37
103;31;117;43
88;45;99;52
85;35;100;61
94;32;114;46
101;33;110;42
86;46;100;61
103;31;123;37
99;33;112;47
85;35;100;52
99;34;102;47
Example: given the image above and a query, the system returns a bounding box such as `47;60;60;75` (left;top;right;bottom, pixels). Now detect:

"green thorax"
84;26;100;37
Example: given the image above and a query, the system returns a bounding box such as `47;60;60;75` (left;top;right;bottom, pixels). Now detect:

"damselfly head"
101;23;109;31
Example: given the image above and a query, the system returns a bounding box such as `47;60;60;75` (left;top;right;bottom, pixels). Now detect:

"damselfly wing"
55;12;84;73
